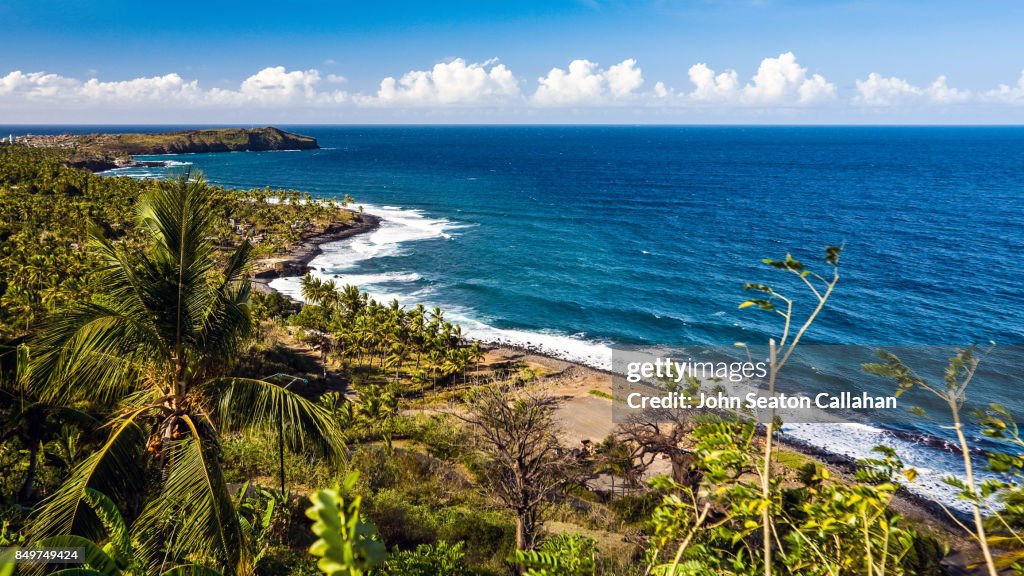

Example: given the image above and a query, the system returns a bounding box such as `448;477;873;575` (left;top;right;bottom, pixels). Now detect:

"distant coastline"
15;126;318;171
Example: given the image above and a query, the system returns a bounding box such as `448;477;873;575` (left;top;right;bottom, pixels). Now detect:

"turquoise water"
9;124;1024;506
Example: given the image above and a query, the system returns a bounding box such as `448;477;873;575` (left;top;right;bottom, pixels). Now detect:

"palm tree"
593;435;637;496
299;274;338;365
36;487;226;576
27;174;344;575
356;384;399;454
6;400;94;503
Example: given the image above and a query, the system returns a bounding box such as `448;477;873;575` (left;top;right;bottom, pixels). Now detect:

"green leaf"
306;475;386;576
82;489;131;566
739;299;774;311
133;417;246;576
160;565;225;576
208;377;346;463
36;535;119;576
825;245;842;265
30;410;149;544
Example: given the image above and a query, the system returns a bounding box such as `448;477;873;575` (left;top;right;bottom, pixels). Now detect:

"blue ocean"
7;125;1024;507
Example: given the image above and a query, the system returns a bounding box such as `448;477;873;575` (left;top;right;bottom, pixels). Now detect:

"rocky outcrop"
18;127;318;159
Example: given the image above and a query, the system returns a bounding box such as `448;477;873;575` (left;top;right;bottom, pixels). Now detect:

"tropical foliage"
292;274;485;391
0;145;353;340
16;173;344;575
0;144;1012;576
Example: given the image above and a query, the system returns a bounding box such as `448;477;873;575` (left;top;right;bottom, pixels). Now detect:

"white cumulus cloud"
854;73;920;106
78;73;202;103
370;58;519;105
1;70;88;100
685;52;835;105
211;66;346;105
854;73;971;106
984;70;1024;103
743;52;836;104
925;76;971;104
533;59;644;105
6;58;1024;122
687;63;740;102
0;66;347;109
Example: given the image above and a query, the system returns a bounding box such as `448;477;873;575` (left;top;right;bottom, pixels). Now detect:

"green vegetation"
2;145;1022;575
290;274;485;395
23;175;344;575
0;145;353;340
306;473;386;576
17;127;317;169
863;346;1024;576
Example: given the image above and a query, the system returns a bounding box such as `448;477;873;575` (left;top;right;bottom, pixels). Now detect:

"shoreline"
482;346;968;533
251;211;381;293
260;209;968;541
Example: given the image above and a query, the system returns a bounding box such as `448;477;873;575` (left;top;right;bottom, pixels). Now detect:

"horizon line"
3;123;1024;128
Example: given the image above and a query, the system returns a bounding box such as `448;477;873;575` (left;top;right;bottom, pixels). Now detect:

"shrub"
378;540;470;576
608;492;660;527
221;432;333;489
511;533;597;576
348;445;401;492
364;489;440;549
413;414;469;461
434;507;516;570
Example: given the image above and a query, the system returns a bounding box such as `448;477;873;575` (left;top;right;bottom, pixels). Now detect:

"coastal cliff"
16;126;318;171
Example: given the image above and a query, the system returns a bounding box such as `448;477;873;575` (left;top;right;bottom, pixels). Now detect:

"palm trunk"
19;441;39;502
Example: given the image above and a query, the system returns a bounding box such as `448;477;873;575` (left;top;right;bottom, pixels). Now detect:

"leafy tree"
738;246;841;575
1;344;96;504
356;384;400;454
864;346;999;575
593;434;640;496
641;419;924;576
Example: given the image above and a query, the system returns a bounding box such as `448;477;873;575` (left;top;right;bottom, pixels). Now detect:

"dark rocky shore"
251;212;381;292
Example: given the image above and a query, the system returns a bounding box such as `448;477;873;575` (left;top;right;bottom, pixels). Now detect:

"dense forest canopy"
0;145;351;340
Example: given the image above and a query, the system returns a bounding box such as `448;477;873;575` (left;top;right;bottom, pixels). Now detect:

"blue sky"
2;0;1024;123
